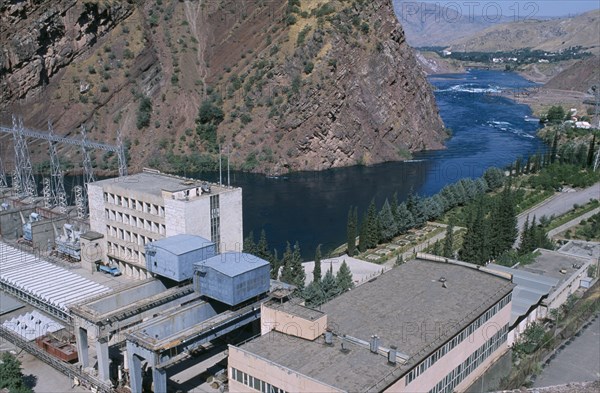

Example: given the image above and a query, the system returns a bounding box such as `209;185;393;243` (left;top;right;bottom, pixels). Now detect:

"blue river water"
210;70;547;258
52;70;546;258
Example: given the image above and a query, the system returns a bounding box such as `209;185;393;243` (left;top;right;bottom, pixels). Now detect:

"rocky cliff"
0;0;446;174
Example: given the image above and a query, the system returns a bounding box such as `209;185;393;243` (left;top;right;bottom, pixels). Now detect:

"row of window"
429;324;509;393
107;241;145;264
406;293;511;385
106;225;157;246
230;368;287;393
103;192;165;217
105;209;166;235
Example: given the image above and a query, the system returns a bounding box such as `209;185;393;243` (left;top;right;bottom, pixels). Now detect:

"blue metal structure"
193;252;270;306
145;234;216;282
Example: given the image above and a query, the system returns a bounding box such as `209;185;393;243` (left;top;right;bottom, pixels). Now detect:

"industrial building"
88;168;243;279
228;254;515;393
487;243;599;345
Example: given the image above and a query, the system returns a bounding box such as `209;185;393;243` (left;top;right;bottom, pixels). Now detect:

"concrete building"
229;254;515;393
88;169;243;279
488;244;599;345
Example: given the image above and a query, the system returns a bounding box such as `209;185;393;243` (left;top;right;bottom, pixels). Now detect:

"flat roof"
81;231;103;241
148;234;213;256
264;300;325;321
240;258;514;391
519;249;590;284
194;252;269;277
91;170;237;197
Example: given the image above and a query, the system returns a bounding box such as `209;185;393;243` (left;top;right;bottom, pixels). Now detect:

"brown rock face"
1;0;133;102
0;0;446;175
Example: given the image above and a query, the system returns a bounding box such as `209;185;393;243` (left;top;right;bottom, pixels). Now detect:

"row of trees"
346;167;506;255
302;245;354;307
459;184;518;264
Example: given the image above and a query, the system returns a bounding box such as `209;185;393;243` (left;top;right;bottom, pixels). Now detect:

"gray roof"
148;234;213;256
92;171;234;197
194;252;269;277
240;258;514;392
519;249;589;285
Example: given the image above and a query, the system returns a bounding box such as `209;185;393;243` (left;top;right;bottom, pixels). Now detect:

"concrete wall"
31;218;67;250
0;207;34;239
228;346;343;393
260;304;327;340
219;188;243;252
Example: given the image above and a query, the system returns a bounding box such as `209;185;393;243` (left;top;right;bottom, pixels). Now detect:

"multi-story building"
228;254;515;393
88;169;242;279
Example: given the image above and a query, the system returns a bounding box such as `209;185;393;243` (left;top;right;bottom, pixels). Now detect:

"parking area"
534;315;600;387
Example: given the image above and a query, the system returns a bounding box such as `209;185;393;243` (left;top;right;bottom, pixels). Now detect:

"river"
48;70;548;259
205;70;547;258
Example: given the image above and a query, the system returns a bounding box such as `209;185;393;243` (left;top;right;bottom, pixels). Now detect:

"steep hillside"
544;56;600;93
393;0;511;47
0;0;446;174
448;10;600;54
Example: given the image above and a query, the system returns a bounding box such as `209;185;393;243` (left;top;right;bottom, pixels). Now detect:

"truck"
99;265;122;276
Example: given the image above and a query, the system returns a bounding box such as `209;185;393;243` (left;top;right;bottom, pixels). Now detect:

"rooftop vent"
560;269;567;274
438;276;447;283
325;329;333;346
370;335;380;354
340;341;350;354
388;345;397;365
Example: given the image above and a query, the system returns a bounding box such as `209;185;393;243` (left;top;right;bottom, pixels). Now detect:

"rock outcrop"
1;0;446;174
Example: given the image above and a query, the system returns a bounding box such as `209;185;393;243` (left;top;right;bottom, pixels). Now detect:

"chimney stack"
388;345;397;365
370;335;380;353
325;329;333;346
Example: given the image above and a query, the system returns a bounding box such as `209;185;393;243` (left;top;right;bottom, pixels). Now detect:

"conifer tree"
280;242;294;283
358;213;369;252
378;199;397;242
407;193;427;227
302;281;324;307
587;135;596;168
336;260;354;292
550;131;558;163
313;244;322;283
460;199;490;265
290;241;305;290
443;221;454;258
270;249;280;279
519;216;531;255
256;230;272;261
367;199;379;248
491;184;518;257
432;240;442;256
390;193;399;233
321;269;339;301
395;254;404;266
243;231;257;255
347;206;357;256
395;202;414;234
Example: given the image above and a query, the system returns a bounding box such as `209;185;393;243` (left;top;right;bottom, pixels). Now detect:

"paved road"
533;316;600;387
518;183;600;230
547;207;600;238
515;183;600;246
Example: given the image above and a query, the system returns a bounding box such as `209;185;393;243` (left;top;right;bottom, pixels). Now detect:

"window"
210;195;220;251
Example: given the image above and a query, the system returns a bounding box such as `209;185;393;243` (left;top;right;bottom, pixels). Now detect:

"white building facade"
88;169;243;279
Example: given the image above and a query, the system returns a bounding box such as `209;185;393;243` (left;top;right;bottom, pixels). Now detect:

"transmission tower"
74;185;85;219
47;121;68;213
80;125;96;186
12;115;37;197
0;155;7;188
116;129;128;177
42;178;52;209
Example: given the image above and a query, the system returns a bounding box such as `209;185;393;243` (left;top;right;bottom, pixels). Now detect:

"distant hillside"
392;0;512;47
0;0;446;174
544;56;600;93
448;9;600;54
